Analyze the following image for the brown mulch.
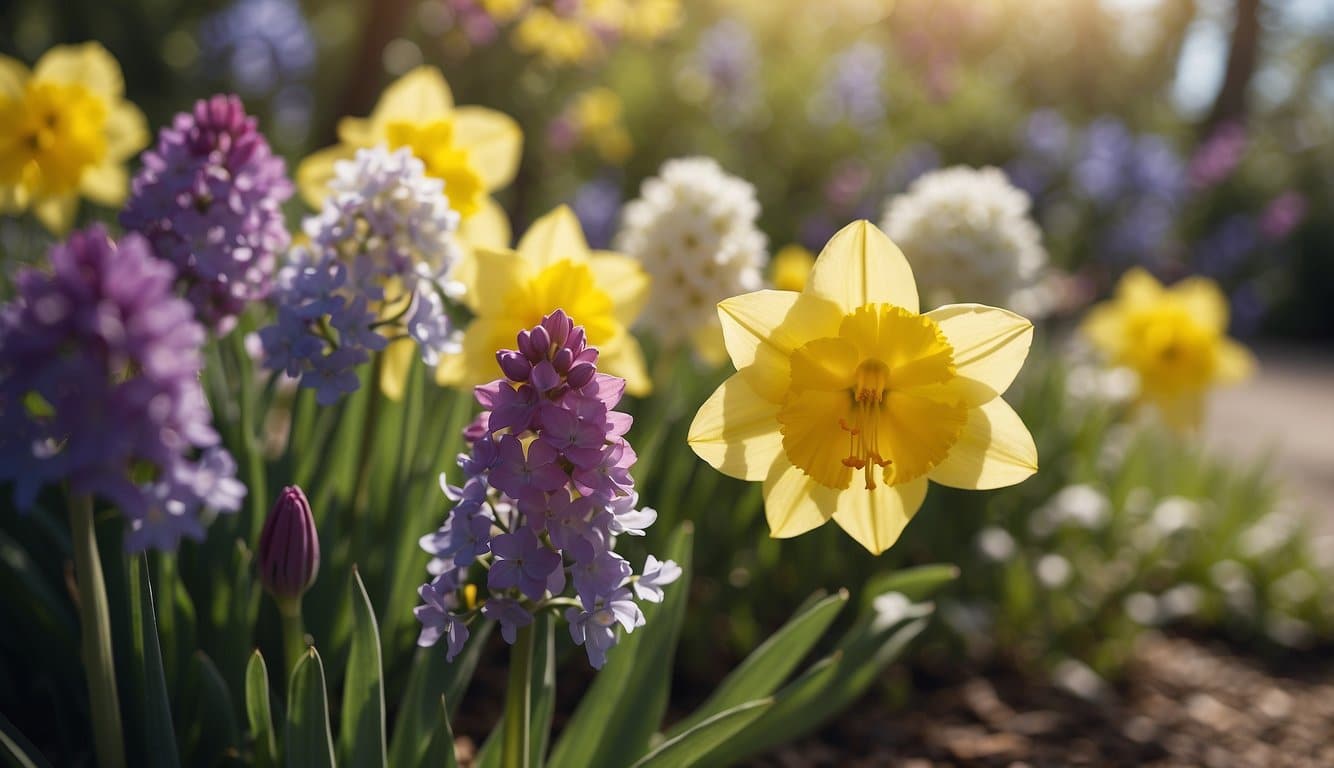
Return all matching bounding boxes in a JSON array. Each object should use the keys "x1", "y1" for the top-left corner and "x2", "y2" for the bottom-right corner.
[{"x1": 751, "y1": 634, "x2": 1334, "y2": 768}]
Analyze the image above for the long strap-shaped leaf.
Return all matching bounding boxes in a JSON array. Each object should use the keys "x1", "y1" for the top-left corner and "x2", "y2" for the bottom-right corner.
[
  {"x1": 0, "y1": 711, "x2": 52, "y2": 768},
  {"x1": 387, "y1": 621, "x2": 494, "y2": 767},
  {"x1": 245, "y1": 651, "x2": 278, "y2": 768},
  {"x1": 340, "y1": 568, "x2": 387, "y2": 768},
  {"x1": 421, "y1": 696, "x2": 459, "y2": 768},
  {"x1": 286, "y1": 648, "x2": 337, "y2": 768},
  {"x1": 129, "y1": 555, "x2": 180, "y2": 768},
  {"x1": 631, "y1": 699, "x2": 772, "y2": 768},
  {"x1": 665, "y1": 589, "x2": 847, "y2": 738},
  {"x1": 546, "y1": 523, "x2": 694, "y2": 768}
]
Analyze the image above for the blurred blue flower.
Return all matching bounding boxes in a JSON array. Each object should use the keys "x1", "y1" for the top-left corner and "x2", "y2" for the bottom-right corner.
[
  {"x1": 199, "y1": 0, "x2": 315, "y2": 96},
  {"x1": 1022, "y1": 109, "x2": 1071, "y2": 162},
  {"x1": 808, "y1": 42, "x2": 887, "y2": 131},
  {"x1": 1230, "y1": 281, "x2": 1266, "y2": 337},
  {"x1": 1102, "y1": 200, "x2": 1176, "y2": 265},
  {"x1": 681, "y1": 18, "x2": 762, "y2": 125},
  {"x1": 1193, "y1": 215, "x2": 1259, "y2": 278},
  {"x1": 1130, "y1": 134, "x2": 1187, "y2": 204},
  {"x1": 572, "y1": 176, "x2": 623, "y2": 250},
  {"x1": 1073, "y1": 118, "x2": 1134, "y2": 204}
]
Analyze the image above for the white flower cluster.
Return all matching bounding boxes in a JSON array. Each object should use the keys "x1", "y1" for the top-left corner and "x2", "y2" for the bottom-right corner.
[
  {"x1": 880, "y1": 166, "x2": 1048, "y2": 315},
  {"x1": 616, "y1": 157, "x2": 768, "y2": 357}
]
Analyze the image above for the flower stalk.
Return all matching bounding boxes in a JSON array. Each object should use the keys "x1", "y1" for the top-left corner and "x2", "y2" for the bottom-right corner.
[
  {"x1": 69, "y1": 494, "x2": 127, "y2": 768},
  {"x1": 501, "y1": 623, "x2": 534, "y2": 768},
  {"x1": 276, "y1": 595, "x2": 308, "y2": 677}
]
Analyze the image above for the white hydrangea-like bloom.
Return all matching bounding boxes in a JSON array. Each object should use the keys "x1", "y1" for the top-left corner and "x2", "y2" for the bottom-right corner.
[
  {"x1": 880, "y1": 166, "x2": 1048, "y2": 315},
  {"x1": 616, "y1": 157, "x2": 768, "y2": 361}
]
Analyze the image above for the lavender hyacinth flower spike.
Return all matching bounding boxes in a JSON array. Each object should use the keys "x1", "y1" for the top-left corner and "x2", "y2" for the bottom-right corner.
[
  {"x1": 258, "y1": 485, "x2": 320, "y2": 599},
  {"x1": 122, "y1": 94, "x2": 292, "y2": 333},
  {"x1": 414, "y1": 310, "x2": 680, "y2": 668},
  {"x1": 0, "y1": 226, "x2": 244, "y2": 551}
]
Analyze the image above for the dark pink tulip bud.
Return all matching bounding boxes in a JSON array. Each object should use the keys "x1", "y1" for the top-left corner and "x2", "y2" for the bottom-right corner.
[{"x1": 258, "y1": 486, "x2": 320, "y2": 600}]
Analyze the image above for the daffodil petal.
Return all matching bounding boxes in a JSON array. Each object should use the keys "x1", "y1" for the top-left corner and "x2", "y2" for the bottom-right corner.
[
  {"x1": 336, "y1": 116, "x2": 374, "y2": 145},
  {"x1": 1116, "y1": 267, "x2": 1164, "y2": 307},
  {"x1": 928, "y1": 303, "x2": 1034, "y2": 405},
  {"x1": 79, "y1": 162, "x2": 127, "y2": 206},
  {"x1": 929, "y1": 398, "x2": 1037, "y2": 490},
  {"x1": 102, "y1": 102, "x2": 149, "y2": 160},
  {"x1": 689, "y1": 323, "x2": 729, "y2": 367},
  {"x1": 368, "y1": 66, "x2": 453, "y2": 130},
  {"x1": 296, "y1": 144, "x2": 356, "y2": 210},
  {"x1": 588, "y1": 250, "x2": 649, "y2": 327},
  {"x1": 1079, "y1": 302, "x2": 1124, "y2": 357},
  {"x1": 806, "y1": 220, "x2": 918, "y2": 314},
  {"x1": 688, "y1": 374, "x2": 784, "y2": 481},
  {"x1": 596, "y1": 334, "x2": 652, "y2": 396},
  {"x1": 378, "y1": 338, "x2": 417, "y2": 401},
  {"x1": 455, "y1": 247, "x2": 528, "y2": 313},
  {"x1": 718, "y1": 290, "x2": 842, "y2": 402},
  {"x1": 459, "y1": 196, "x2": 512, "y2": 250},
  {"x1": 34, "y1": 42, "x2": 123, "y2": 98},
  {"x1": 763, "y1": 459, "x2": 834, "y2": 539},
  {"x1": 33, "y1": 195, "x2": 78, "y2": 235},
  {"x1": 1171, "y1": 276, "x2": 1230, "y2": 333},
  {"x1": 830, "y1": 477, "x2": 927, "y2": 555},
  {"x1": 0, "y1": 55, "x2": 28, "y2": 98},
  {"x1": 517, "y1": 205, "x2": 591, "y2": 268},
  {"x1": 1215, "y1": 338, "x2": 1255, "y2": 383},
  {"x1": 451, "y1": 106, "x2": 523, "y2": 191}
]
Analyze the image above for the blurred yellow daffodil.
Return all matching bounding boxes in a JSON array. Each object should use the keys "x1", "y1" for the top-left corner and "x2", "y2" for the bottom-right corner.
[
  {"x1": 296, "y1": 66, "x2": 521, "y2": 251},
  {"x1": 437, "y1": 205, "x2": 652, "y2": 396},
  {"x1": 770, "y1": 244, "x2": 815, "y2": 292},
  {"x1": 688, "y1": 221, "x2": 1038, "y2": 554},
  {"x1": 1081, "y1": 268, "x2": 1254, "y2": 431},
  {"x1": 569, "y1": 88, "x2": 632, "y2": 164},
  {"x1": 0, "y1": 42, "x2": 148, "y2": 234}
]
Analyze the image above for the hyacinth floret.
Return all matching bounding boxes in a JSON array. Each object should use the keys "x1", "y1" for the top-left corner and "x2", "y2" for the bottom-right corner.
[
  {"x1": 414, "y1": 310, "x2": 679, "y2": 668},
  {"x1": 0, "y1": 226, "x2": 244, "y2": 551},
  {"x1": 121, "y1": 94, "x2": 292, "y2": 332},
  {"x1": 258, "y1": 146, "x2": 461, "y2": 404}
]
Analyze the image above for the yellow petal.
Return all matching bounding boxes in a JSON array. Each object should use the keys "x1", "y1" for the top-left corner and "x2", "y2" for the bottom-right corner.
[
  {"x1": 717, "y1": 290, "x2": 842, "y2": 402},
  {"x1": 928, "y1": 303, "x2": 1034, "y2": 405},
  {"x1": 32, "y1": 194, "x2": 78, "y2": 235},
  {"x1": 588, "y1": 250, "x2": 649, "y2": 326},
  {"x1": 806, "y1": 220, "x2": 919, "y2": 314},
  {"x1": 438, "y1": 315, "x2": 504, "y2": 388},
  {"x1": 451, "y1": 106, "x2": 523, "y2": 191},
  {"x1": 762, "y1": 459, "x2": 834, "y2": 539},
  {"x1": 778, "y1": 386, "x2": 854, "y2": 490},
  {"x1": 1171, "y1": 276, "x2": 1229, "y2": 333},
  {"x1": 379, "y1": 338, "x2": 417, "y2": 401},
  {"x1": 0, "y1": 184, "x2": 27, "y2": 213},
  {"x1": 0, "y1": 55, "x2": 29, "y2": 98},
  {"x1": 688, "y1": 374, "x2": 784, "y2": 481},
  {"x1": 368, "y1": 66, "x2": 454, "y2": 130},
  {"x1": 455, "y1": 246, "x2": 529, "y2": 313},
  {"x1": 517, "y1": 205, "x2": 591, "y2": 269},
  {"x1": 830, "y1": 477, "x2": 927, "y2": 555},
  {"x1": 34, "y1": 42, "x2": 123, "y2": 98},
  {"x1": 689, "y1": 323, "x2": 729, "y2": 367},
  {"x1": 79, "y1": 162, "x2": 127, "y2": 206},
  {"x1": 1115, "y1": 267, "x2": 1164, "y2": 308},
  {"x1": 1215, "y1": 338, "x2": 1255, "y2": 383},
  {"x1": 296, "y1": 144, "x2": 356, "y2": 210},
  {"x1": 459, "y1": 195, "x2": 513, "y2": 250},
  {"x1": 929, "y1": 398, "x2": 1038, "y2": 490},
  {"x1": 1080, "y1": 302, "x2": 1125, "y2": 357},
  {"x1": 596, "y1": 333, "x2": 652, "y2": 396},
  {"x1": 103, "y1": 102, "x2": 148, "y2": 160},
  {"x1": 336, "y1": 116, "x2": 374, "y2": 145}
]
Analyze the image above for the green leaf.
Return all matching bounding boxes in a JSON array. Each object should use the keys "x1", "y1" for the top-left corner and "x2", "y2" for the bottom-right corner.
[
  {"x1": 547, "y1": 522, "x2": 694, "y2": 768},
  {"x1": 339, "y1": 568, "x2": 387, "y2": 768},
  {"x1": 859, "y1": 564, "x2": 959, "y2": 608},
  {"x1": 184, "y1": 652, "x2": 240, "y2": 767},
  {"x1": 0, "y1": 710, "x2": 52, "y2": 768},
  {"x1": 528, "y1": 614, "x2": 556, "y2": 768},
  {"x1": 421, "y1": 696, "x2": 458, "y2": 768},
  {"x1": 286, "y1": 648, "x2": 337, "y2": 768},
  {"x1": 244, "y1": 651, "x2": 278, "y2": 768},
  {"x1": 129, "y1": 555, "x2": 180, "y2": 768},
  {"x1": 630, "y1": 699, "x2": 772, "y2": 768},
  {"x1": 665, "y1": 589, "x2": 847, "y2": 738},
  {"x1": 387, "y1": 621, "x2": 493, "y2": 768}
]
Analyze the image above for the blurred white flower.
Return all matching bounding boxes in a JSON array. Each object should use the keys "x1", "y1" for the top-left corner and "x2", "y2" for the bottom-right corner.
[
  {"x1": 1151, "y1": 496, "x2": 1200, "y2": 536},
  {"x1": 880, "y1": 165, "x2": 1048, "y2": 314},
  {"x1": 1211, "y1": 559, "x2": 1256, "y2": 616},
  {"x1": 1271, "y1": 570, "x2": 1317, "y2": 605},
  {"x1": 616, "y1": 156, "x2": 767, "y2": 363},
  {"x1": 1124, "y1": 591, "x2": 1161, "y2": 625},
  {"x1": 1123, "y1": 486, "x2": 1154, "y2": 519},
  {"x1": 1036, "y1": 553, "x2": 1072, "y2": 588},
  {"x1": 1266, "y1": 614, "x2": 1313, "y2": 648},
  {"x1": 870, "y1": 591, "x2": 933, "y2": 631},
  {"x1": 976, "y1": 526, "x2": 1017, "y2": 562},
  {"x1": 1053, "y1": 658, "x2": 1107, "y2": 702},
  {"x1": 1159, "y1": 583, "x2": 1203, "y2": 619},
  {"x1": 1066, "y1": 363, "x2": 1139, "y2": 405},
  {"x1": 1239, "y1": 511, "x2": 1299, "y2": 558}
]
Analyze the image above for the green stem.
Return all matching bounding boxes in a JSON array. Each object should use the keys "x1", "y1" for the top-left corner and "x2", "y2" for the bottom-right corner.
[
  {"x1": 277, "y1": 596, "x2": 307, "y2": 680},
  {"x1": 350, "y1": 353, "x2": 385, "y2": 517},
  {"x1": 500, "y1": 623, "x2": 534, "y2": 768},
  {"x1": 230, "y1": 335, "x2": 269, "y2": 545},
  {"x1": 70, "y1": 495, "x2": 127, "y2": 768}
]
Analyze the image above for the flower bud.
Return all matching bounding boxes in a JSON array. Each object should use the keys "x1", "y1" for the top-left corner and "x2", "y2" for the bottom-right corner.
[{"x1": 258, "y1": 485, "x2": 320, "y2": 599}]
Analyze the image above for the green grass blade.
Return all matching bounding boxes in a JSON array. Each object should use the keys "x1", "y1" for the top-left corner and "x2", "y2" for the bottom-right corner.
[
  {"x1": 0, "y1": 710, "x2": 52, "y2": 768},
  {"x1": 285, "y1": 648, "x2": 337, "y2": 768},
  {"x1": 387, "y1": 621, "x2": 493, "y2": 767},
  {"x1": 184, "y1": 652, "x2": 240, "y2": 767},
  {"x1": 129, "y1": 555, "x2": 179, "y2": 768},
  {"x1": 665, "y1": 589, "x2": 847, "y2": 738},
  {"x1": 421, "y1": 696, "x2": 459, "y2": 768},
  {"x1": 630, "y1": 699, "x2": 772, "y2": 768},
  {"x1": 858, "y1": 564, "x2": 960, "y2": 608},
  {"x1": 698, "y1": 653, "x2": 842, "y2": 765},
  {"x1": 244, "y1": 651, "x2": 278, "y2": 768},
  {"x1": 339, "y1": 568, "x2": 388, "y2": 768}
]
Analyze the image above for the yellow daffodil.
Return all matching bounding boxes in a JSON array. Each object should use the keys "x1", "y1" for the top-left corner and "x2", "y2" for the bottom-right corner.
[
  {"x1": 1081, "y1": 268, "x2": 1254, "y2": 431},
  {"x1": 0, "y1": 42, "x2": 148, "y2": 234},
  {"x1": 569, "y1": 88, "x2": 632, "y2": 164},
  {"x1": 771, "y1": 244, "x2": 815, "y2": 292},
  {"x1": 296, "y1": 66, "x2": 521, "y2": 252},
  {"x1": 438, "y1": 205, "x2": 652, "y2": 395},
  {"x1": 513, "y1": 9, "x2": 601, "y2": 65},
  {"x1": 688, "y1": 221, "x2": 1039, "y2": 555}
]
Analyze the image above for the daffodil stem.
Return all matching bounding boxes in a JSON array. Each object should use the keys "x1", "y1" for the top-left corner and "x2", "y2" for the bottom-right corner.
[
  {"x1": 276, "y1": 595, "x2": 307, "y2": 680},
  {"x1": 501, "y1": 624, "x2": 534, "y2": 768},
  {"x1": 70, "y1": 494, "x2": 127, "y2": 768}
]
